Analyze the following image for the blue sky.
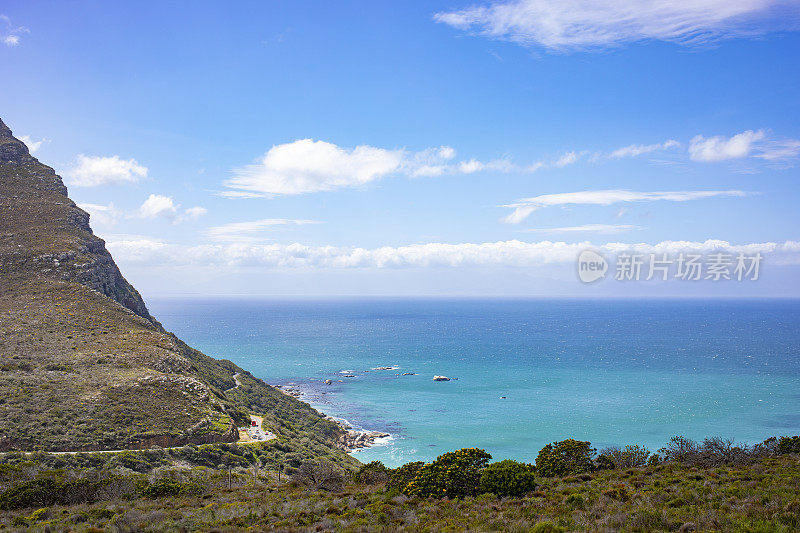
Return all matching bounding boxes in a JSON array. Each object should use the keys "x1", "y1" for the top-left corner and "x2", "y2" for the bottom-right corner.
[{"x1": 2, "y1": 0, "x2": 800, "y2": 296}]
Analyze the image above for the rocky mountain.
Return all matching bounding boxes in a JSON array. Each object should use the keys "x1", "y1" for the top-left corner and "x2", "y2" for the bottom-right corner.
[{"x1": 0, "y1": 117, "x2": 352, "y2": 464}]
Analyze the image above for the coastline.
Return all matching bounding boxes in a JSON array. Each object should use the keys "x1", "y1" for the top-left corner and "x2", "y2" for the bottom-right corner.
[{"x1": 275, "y1": 381, "x2": 392, "y2": 453}]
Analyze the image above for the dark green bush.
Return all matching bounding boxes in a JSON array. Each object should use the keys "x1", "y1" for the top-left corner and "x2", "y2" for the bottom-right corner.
[
  {"x1": 387, "y1": 461, "x2": 424, "y2": 491},
  {"x1": 0, "y1": 477, "x2": 104, "y2": 509},
  {"x1": 113, "y1": 450, "x2": 156, "y2": 473},
  {"x1": 352, "y1": 461, "x2": 389, "y2": 485},
  {"x1": 138, "y1": 478, "x2": 184, "y2": 498},
  {"x1": 536, "y1": 439, "x2": 596, "y2": 477},
  {"x1": 778, "y1": 436, "x2": 800, "y2": 454},
  {"x1": 595, "y1": 453, "x2": 615, "y2": 470},
  {"x1": 404, "y1": 448, "x2": 491, "y2": 498},
  {"x1": 478, "y1": 459, "x2": 537, "y2": 497},
  {"x1": 0, "y1": 478, "x2": 59, "y2": 510}
]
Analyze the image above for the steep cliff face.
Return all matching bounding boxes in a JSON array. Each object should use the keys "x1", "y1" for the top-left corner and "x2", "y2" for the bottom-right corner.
[
  {"x1": 0, "y1": 118, "x2": 154, "y2": 323},
  {"x1": 0, "y1": 118, "x2": 352, "y2": 464}
]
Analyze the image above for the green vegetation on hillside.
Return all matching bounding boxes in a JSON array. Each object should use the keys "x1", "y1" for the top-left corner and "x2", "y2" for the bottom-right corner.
[{"x1": 0, "y1": 435, "x2": 797, "y2": 531}]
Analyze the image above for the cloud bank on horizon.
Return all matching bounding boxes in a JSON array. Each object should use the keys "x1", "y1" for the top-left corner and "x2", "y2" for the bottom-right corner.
[{"x1": 106, "y1": 236, "x2": 800, "y2": 269}]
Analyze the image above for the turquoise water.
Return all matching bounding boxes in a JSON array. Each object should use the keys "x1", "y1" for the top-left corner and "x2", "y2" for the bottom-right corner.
[{"x1": 149, "y1": 298, "x2": 800, "y2": 467}]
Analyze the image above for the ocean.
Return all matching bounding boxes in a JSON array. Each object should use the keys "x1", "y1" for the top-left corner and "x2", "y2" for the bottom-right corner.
[{"x1": 148, "y1": 298, "x2": 800, "y2": 467}]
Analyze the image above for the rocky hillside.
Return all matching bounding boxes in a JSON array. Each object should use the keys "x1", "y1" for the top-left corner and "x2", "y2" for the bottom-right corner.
[{"x1": 0, "y1": 117, "x2": 353, "y2": 464}]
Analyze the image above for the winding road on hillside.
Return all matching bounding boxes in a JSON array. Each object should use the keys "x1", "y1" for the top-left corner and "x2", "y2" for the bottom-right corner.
[{"x1": 6, "y1": 414, "x2": 275, "y2": 456}]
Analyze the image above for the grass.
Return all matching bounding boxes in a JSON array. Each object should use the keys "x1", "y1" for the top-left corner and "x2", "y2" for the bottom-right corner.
[{"x1": 0, "y1": 453, "x2": 797, "y2": 531}]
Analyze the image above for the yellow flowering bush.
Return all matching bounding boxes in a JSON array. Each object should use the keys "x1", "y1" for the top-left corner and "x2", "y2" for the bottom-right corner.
[{"x1": 403, "y1": 448, "x2": 491, "y2": 498}]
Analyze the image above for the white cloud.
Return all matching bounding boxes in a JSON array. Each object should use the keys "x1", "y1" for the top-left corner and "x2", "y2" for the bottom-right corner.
[
  {"x1": 683, "y1": 130, "x2": 800, "y2": 163},
  {"x1": 136, "y1": 194, "x2": 178, "y2": 220},
  {"x1": 79, "y1": 197, "x2": 204, "y2": 226},
  {"x1": 689, "y1": 130, "x2": 766, "y2": 162},
  {"x1": 184, "y1": 206, "x2": 208, "y2": 220},
  {"x1": 433, "y1": 0, "x2": 798, "y2": 51},
  {"x1": 106, "y1": 237, "x2": 800, "y2": 269},
  {"x1": 522, "y1": 224, "x2": 642, "y2": 234},
  {"x1": 553, "y1": 151, "x2": 585, "y2": 167},
  {"x1": 753, "y1": 139, "x2": 800, "y2": 161},
  {"x1": 19, "y1": 135, "x2": 46, "y2": 154},
  {"x1": 438, "y1": 146, "x2": 457, "y2": 160},
  {"x1": 78, "y1": 202, "x2": 122, "y2": 228},
  {"x1": 64, "y1": 154, "x2": 148, "y2": 187},
  {"x1": 106, "y1": 236, "x2": 170, "y2": 263},
  {"x1": 223, "y1": 132, "x2": 797, "y2": 199},
  {"x1": 205, "y1": 218, "x2": 324, "y2": 242},
  {"x1": 609, "y1": 140, "x2": 679, "y2": 158},
  {"x1": 458, "y1": 159, "x2": 485, "y2": 174},
  {"x1": 224, "y1": 140, "x2": 527, "y2": 197},
  {"x1": 1, "y1": 15, "x2": 28, "y2": 47},
  {"x1": 502, "y1": 189, "x2": 750, "y2": 223},
  {"x1": 407, "y1": 145, "x2": 460, "y2": 177},
  {"x1": 225, "y1": 139, "x2": 405, "y2": 196}
]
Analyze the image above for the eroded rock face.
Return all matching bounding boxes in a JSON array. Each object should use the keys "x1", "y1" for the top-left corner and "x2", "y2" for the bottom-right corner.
[
  {"x1": 0, "y1": 117, "x2": 156, "y2": 325},
  {"x1": 0, "y1": 119, "x2": 35, "y2": 165}
]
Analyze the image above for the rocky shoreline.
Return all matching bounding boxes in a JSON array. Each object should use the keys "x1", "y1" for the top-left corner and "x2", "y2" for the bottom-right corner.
[
  {"x1": 328, "y1": 417, "x2": 391, "y2": 452},
  {"x1": 274, "y1": 383, "x2": 391, "y2": 452},
  {"x1": 274, "y1": 365, "x2": 453, "y2": 452}
]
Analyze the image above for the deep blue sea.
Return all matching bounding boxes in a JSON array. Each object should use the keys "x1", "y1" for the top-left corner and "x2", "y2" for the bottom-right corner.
[{"x1": 148, "y1": 298, "x2": 800, "y2": 467}]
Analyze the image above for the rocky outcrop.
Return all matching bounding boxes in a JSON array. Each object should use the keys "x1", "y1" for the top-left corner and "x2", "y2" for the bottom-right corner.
[
  {"x1": 325, "y1": 417, "x2": 390, "y2": 451},
  {"x1": 339, "y1": 430, "x2": 391, "y2": 451},
  {"x1": 0, "y1": 117, "x2": 156, "y2": 325}
]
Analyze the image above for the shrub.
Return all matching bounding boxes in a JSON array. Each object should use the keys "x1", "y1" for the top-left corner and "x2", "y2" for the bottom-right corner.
[
  {"x1": 0, "y1": 477, "x2": 102, "y2": 509},
  {"x1": 294, "y1": 461, "x2": 345, "y2": 492},
  {"x1": 700, "y1": 437, "x2": 751, "y2": 466},
  {"x1": 602, "y1": 484, "x2": 629, "y2": 501},
  {"x1": 659, "y1": 436, "x2": 700, "y2": 463},
  {"x1": 352, "y1": 461, "x2": 389, "y2": 485},
  {"x1": 0, "y1": 479, "x2": 59, "y2": 510},
  {"x1": 113, "y1": 451, "x2": 155, "y2": 473},
  {"x1": 387, "y1": 461, "x2": 424, "y2": 492},
  {"x1": 777, "y1": 436, "x2": 800, "y2": 454},
  {"x1": 404, "y1": 448, "x2": 491, "y2": 498},
  {"x1": 660, "y1": 436, "x2": 759, "y2": 466},
  {"x1": 565, "y1": 493, "x2": 585, "y2": 508},
  {"x1": 138, "y1": 478, "x2": 184, "y2": 498},
  {"x1": 594, "y1": 453, "x2": 615, "y2": 470},
  {"x1": 531, "y1": 522, "x2": 566, "y2": 533},
  {"x1": 478, "y1": 459, "x2": 537, "y2": 497},
  {"x1": 536, "y1": 439, "x2": 596, "y2": 477},
  {"x1": 599, "y1": 445, "x2": 651, "y2": 468}
]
